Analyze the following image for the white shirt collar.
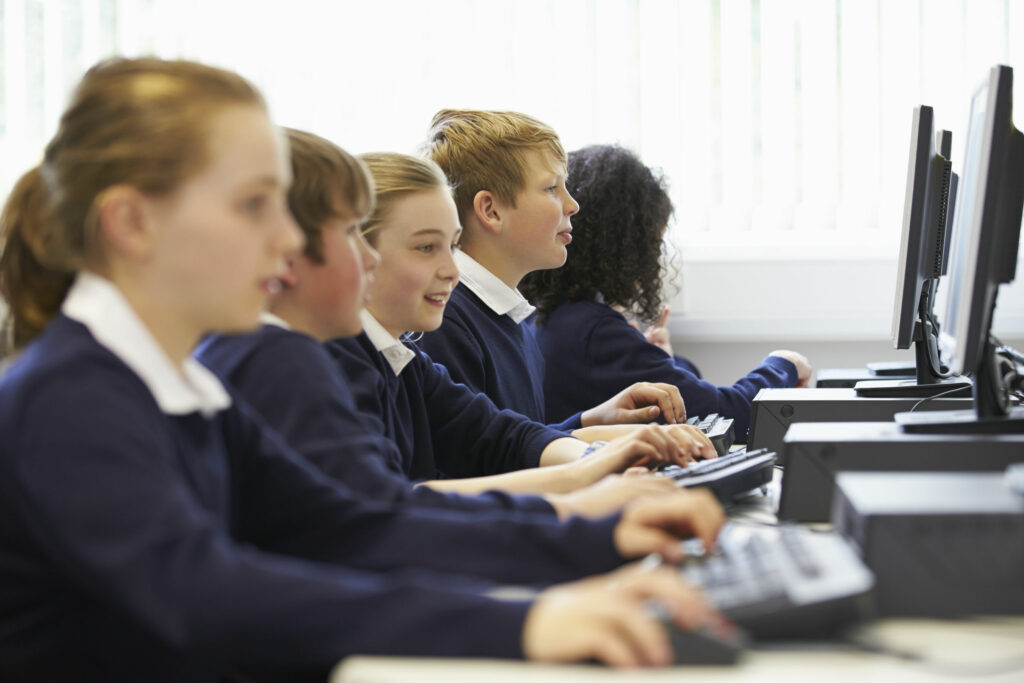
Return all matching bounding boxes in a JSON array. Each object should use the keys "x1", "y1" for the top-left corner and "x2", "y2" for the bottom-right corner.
[
  {"x1": 359, "y1": 310, "x2": 416, "y2": 376},
  {"x1": 62, "y1": 272, "x2": 232, "y2": 417},
  {"x1": 453, "y1": 250, "x2": 536, "y2": 324},
  {"x1": 260, "y1": 310, "x2": 290, "y2": 329}
]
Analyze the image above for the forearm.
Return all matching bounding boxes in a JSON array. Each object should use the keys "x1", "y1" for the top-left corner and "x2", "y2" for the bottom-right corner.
[
  {"x1": 571, "y1": 424, "x2": 642, "y2": 443},
  {"x1": 419, "y1": 460, "x2": 587, "y2": 496},
  {"x1": 538, "y1": 436, "x2": 588, "y2": 467}
]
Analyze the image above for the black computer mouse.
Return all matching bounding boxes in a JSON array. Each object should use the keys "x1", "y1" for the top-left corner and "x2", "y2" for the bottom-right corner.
[{"x1": 662, "y1": 619, "x2": 748, "y2": 665}]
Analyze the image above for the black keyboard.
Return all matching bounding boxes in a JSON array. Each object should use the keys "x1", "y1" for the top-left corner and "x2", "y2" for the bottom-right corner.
[
  {"x1": 658, "y1": 448, "x2": 776, "y2": 503},
  {"x1": 680, "y1": 523, "x2": 875, "y2": 639},
  {"x1": 686, "y1": 413, "x2": 735, "y2": 455}
]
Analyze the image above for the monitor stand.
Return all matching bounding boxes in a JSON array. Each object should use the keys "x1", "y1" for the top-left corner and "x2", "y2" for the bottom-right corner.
[
  {"x1": 895, "y1": 405, "x2": 1024, "y2": 434},
  {"x1": 815, "y1": 367, "x2": 914, "y2": 388},
  {"x1": 854, "y1": 375, "x2": 972, "y2": 398},
  {"x1": 894, "y1": 343, "x2": 1024, "y2": 434},
  {"x1": 854, "y1": 318, "x2": 966, "y2": 397}
]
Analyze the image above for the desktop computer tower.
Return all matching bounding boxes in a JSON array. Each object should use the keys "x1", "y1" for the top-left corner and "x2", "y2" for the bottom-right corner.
[
  {"x1": 833, "y1": 471, "x2": 1024, "y2": 617},
  {"x1": 746, "y1": 388, "x2": 974, "y2": 454},
  {"x1": 777, "y1": 421, "x2": 1024, "y2": 522}
]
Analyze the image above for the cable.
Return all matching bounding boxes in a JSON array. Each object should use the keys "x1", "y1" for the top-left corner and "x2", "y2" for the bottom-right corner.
[{"x1": 908, "y1": 384, "x2": 974, "y2": 412}]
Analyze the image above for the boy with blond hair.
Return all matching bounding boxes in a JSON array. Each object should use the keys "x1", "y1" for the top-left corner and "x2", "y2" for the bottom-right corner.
[{"x1": 421, "y1": 109, "x2": 686, "y2": 432}]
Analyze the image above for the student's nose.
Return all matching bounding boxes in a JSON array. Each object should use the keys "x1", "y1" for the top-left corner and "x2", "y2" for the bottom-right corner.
[
  {"x1": 438, "y1": 249, "x2": 459, "y2": 282},
  {"x1": 564, "y1": 190, "x2": 580, "y2": 217},
  {"x1": 276, "y1": 209, "x2": 305, "y2": 256},
  {"x1": 357, "y1": 230, "x2": 381, "y2": 273}
]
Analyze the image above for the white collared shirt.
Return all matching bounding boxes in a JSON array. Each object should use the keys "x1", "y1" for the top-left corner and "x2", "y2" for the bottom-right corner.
[
  {"x1": 62, "y1": 272, "x2": 232, "y2": 417},
  {"x1": 453, "y1": 250, "x2": 536, "y2": 324},
  {"x1": 260, "y1": 310, "x2": 290, "y2": 329},
  {"x1": 359, "y1": 310, "x2": 416, "y2": 376}
]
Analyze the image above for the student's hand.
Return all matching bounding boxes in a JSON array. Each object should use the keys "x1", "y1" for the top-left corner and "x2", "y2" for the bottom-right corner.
[
  {"x1": 546, "y1": 473, "x2": 679, "y2": 520},
  {"x1": 660, "y1": 424, "x2": 716, "y2": 462},
  {"x1": 580, "y1": 382, "x2": 686, "y2": 426},
  {"x1": 522, "y1": 562, "x2": 722, "y2": 667},
  {"x1": 613, "y1": 489, "x2": 725, "y2": 561},
  {"x1": 768, "y1": 349, "x2": 813, "y2": 388},
  {"x1": 576, "y1": 425, "x2": 715, "y2": 484},
  {"x1": 629, "y1": 307, "x2": 675, "y2": 357}
]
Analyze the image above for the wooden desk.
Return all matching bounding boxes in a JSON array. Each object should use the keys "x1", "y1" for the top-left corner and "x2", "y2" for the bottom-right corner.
[{"x1": 332, "y1": 617, "x2": 1024, "y2": 682}]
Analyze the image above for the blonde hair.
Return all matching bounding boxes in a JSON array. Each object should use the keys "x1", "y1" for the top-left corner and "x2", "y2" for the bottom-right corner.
[
  {"x1": 422, "y1": 109, "x2": 566, "y2": 228},
  {"x1": 358, "y1": 152, "x2": 451, "y2": 247},
  {"x1": 0, "y1": 57, "x2": 265, "y2": 353},
  {"x1": 286, "y1": 129, "x2": 374, "y2": 263}
]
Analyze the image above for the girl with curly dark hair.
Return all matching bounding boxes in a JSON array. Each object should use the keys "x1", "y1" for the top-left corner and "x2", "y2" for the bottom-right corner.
[{"x1": 520, "y1": 145, "x2": 811, "y2": 440}]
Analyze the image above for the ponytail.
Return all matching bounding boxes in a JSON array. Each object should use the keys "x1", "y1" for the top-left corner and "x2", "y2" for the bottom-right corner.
[
  {"x1": 0, "y1": 167, "x2": 74, "y2": 355},
  {"x1": 0, "y1": 57, "x2": 267, "y2": 355}
]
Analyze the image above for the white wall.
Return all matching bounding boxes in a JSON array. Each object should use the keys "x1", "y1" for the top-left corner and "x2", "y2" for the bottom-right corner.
[{"x1": 667, "y1": 256, "x2": 1024, "y2": 385}]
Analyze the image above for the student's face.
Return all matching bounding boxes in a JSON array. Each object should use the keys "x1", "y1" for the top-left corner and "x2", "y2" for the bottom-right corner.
[
  {"x1": 145, "y1": 105, "x2": 303, "y2": 338},
  {"x1": 498, "y1": 149, "x2": 579, "y2": 282},
  {"x1": 289, "y1": 209, "x2": 380, "y2": 340},
  {"x1": 365, "y1": 187, "x2": 461, "y2": 338}
]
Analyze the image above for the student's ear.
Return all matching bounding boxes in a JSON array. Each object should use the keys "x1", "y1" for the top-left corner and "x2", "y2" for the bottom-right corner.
[
  {"x1": 278, "y1": 256, "x2": 299, "y2": 289},
  {"x1": 95, "y1": 185, "x2": 156, "y2": 261},
  {"x1": 472, "y1": 190, "x2": 504, "y2": 236}
]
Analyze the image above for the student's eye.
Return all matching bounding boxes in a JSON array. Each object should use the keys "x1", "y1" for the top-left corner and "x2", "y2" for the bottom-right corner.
[
  {"x1": 241, "y1": 195, "x2": 267, "y2": 215},
  {"x1": 450, "y1": 241, "x2": 460, "y2": 253},
  {"x1": 545, "y1": 185, "x2": 558, "y2": 193},
  {"x1": 416, "y1": 244, "x2": 435, "y2": 254}
]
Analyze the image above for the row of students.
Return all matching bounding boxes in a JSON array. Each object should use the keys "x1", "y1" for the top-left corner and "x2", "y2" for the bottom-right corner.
[
  {"x1": 0, "y1": 58, "x2": 727, "y2": 680},
  {"x1": 198, "y1": 132, "x2": 703, "y2": 516},
  {"x1": 417, "y1": 111, "x2": 812, "y2": 440}
]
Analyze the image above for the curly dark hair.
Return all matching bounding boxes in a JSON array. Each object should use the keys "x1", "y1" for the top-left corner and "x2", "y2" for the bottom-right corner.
[{"x1": 520, "y1": 144, "x2": 676, "y2": 325}]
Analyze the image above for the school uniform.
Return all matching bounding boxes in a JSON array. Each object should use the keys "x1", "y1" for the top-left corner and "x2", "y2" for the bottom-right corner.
[
  {"x1": 0, "y1": 274, "x2": 626, "y2": 681},
  {"x1": 418, "y1": 250, "x2": 582, "y2": 431},
  {"x1": 532, "y1": 299, "x2": 799, "y2": 440},
  {"x1": 326, "y1": 310, "x2": 567, "y2": 481},
  {"x1": 197, "y1": 317, "x2": 555, "y2": 515}
]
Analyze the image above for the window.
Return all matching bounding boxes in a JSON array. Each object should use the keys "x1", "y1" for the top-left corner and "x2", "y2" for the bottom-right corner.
[{"x1": 2, "y1": 0, "x2": 1021, "y2": 258}]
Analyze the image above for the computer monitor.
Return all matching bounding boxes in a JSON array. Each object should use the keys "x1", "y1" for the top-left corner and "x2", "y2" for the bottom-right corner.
[
  {"x1": 899, "y1": 64, "x2": 1024, "y2": 433},
  {"x1": 943, "y1": 64, "x2": 1024, "y2": 412},
  {"x1": 854, "y1": 106, "x2": 969, "y2": 398},
  {"x1": 891, "y1": 107, "x2": 956, "y2": 362}
]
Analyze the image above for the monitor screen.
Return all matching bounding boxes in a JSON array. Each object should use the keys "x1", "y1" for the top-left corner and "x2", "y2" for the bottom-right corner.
[
  {"x1": 890, "y1": 105, "x2": 955, "y2": 355},
  {"x1": 939, "y1": 64, "x2": 1023, "y2": 384}
]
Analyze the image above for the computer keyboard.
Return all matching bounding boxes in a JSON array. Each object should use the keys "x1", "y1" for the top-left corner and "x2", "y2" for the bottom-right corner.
[
  {"x1": 657, "y1": 448, "x2": 776, "y2": 503},
  {"x1": 679, "y1": 523, "x2": 875, "y2": 639},
  {"x1": 686, "y1": 413, "x2": 735, "y2": 455}
]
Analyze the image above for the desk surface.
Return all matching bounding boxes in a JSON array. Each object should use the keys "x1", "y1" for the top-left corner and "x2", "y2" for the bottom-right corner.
[
  {"x1": 333, "y1": 470, "x2": 1024, "y2": 682},
  {"x1": 331, "y1": 617, "x2": 1024, "y2": 682}
]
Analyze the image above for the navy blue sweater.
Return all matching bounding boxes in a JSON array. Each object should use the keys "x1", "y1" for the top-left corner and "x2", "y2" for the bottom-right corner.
[
  {"x1": 532, "y1": 300, "x2": 798, "y2": 440},
  {"x1": 197, "y1": 324, "x2": 553, "y2": 515},
  {"x1": 419, "y1": 283, "x2": 582, "y2": 431},
  {"x1": 0, "y1": 315, "x2": 624, "y2": 681},
  {"x1": 326, "y1": 331, "x2": 566, "y2": 480}
]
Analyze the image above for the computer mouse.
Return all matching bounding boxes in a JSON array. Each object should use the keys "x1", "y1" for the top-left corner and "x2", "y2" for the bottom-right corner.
[{"x1": 661, "y1": 618, "x2": 748, "y2": 665}]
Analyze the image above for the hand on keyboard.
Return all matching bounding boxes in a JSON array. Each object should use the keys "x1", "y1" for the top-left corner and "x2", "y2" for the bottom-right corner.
[
  {"x1": 678, "y1": 523, "x2": 875, "y2": 639},
  {"x1": 522, "y1": 561, "x2": 726, "y2": 667},
  {"x1": 613, "y1": 488, "x2": 725, "y2": 561},
  {"x1": 685, "y1": 413, "x2": 736, "y2": 455},
  {"x1": 657, "y1": 448, "x2": 776, "y2": 503}
]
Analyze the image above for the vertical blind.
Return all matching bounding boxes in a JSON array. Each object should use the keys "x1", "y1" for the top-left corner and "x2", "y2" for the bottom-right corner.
[{"x1": 1, "y1": 0, "x2": 1021, "y2": 248}]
